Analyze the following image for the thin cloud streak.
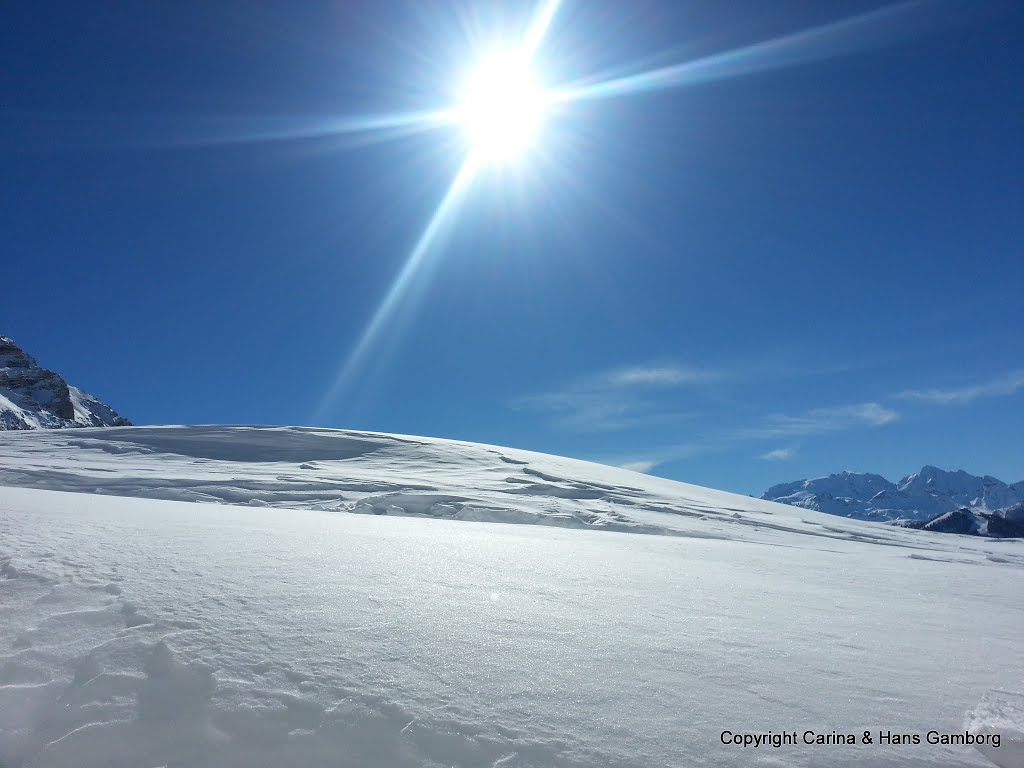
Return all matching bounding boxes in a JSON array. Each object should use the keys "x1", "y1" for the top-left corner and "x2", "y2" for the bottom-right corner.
[
  {"x1": 604, "y1": 365, "x2": 719, "y2": 387},
  {"x1": 735, "y1": 402, "x2": 898, "y2": 440},
  {"x1": 514, "y1": 390, "x2": 692, "y2": 433},
  {"x1": 610, "y1": 444, "x2": 711, "y2": 474},
  {"x1": 896, "y1": 370, "x2": 1024, "y2": 405},
  {"x1": 620, "y1": 460, "x2": 658, "y2": 473},
  {"x1": 514, "y1": 362, "x2": 717, "y2": 432},
  {"x1": 541, "y1": 365, "x2": 1022, "y2": 474},
  {"x1": 758, "y1": 447, "x2": 796, "y2": 461}
]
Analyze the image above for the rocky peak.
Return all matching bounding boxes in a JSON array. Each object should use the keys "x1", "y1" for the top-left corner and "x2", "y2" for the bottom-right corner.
[
  {"x1": 0, "y1": 336, "x2": 38, "y2": 369},
  {"x1": 0, "y1": 335, "x2": 131, "y2": 430}
]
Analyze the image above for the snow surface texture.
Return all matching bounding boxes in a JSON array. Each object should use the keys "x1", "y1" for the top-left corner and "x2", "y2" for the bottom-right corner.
[
  {"x1": 1, "y1": 426, "x2": 1022, "y2": 767},
  {"x1": 763, "y1": 467, "x2": 1024, "y2": 522},
  {"x1": 0, "y1": 337, "x2": 130, "y2": 431}
]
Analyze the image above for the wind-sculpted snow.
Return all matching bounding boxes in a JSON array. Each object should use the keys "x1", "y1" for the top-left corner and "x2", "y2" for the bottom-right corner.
[
  {"x1": 0, "y1": 425, "x2": 1020, "y2": 560},
  {"x1": 0, "y1": 427, "x2": 1022, "y2": 767}
]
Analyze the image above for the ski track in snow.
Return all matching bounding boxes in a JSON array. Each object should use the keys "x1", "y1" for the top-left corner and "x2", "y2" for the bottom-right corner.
[{"x1": 0, "y1": 426, "x2": 1022, "y2": 767}]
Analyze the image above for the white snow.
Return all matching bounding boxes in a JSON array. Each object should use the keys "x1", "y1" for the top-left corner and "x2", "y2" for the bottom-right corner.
[
  {"x1": 66, "y1": 385, "x2": 127, "y2": 428},
  {"x1": 1, "y1": 426, "x2": 1022, "y2": 767},
  {"x1": 0, "y1": 392, "x2": 41, "y2": 430}
]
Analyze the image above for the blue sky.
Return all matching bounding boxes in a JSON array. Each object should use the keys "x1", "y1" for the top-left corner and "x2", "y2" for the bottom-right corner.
[{"x1": 2, "y1": 0, "x2": 1022, "y2": 495}]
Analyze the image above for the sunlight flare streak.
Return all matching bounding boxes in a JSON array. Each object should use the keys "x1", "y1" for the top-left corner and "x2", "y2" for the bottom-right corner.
[
  {"x1": 523, "y1": 0, "x2": 562, "y2": 58},
  {"x1": 191, "y1": 109, "x2": 455, "y2": 146},
  {"x1": 315, "y1": 0, "x2": 562, "y2": 420},
  {"x1": 551, "y1": 0, "x2": 930, "y2": 104},
  {"x1": 313, "y1": 155, "x2": 481, "y2": 421}
]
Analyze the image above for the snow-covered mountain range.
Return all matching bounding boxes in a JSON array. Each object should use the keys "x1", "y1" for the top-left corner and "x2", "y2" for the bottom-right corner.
[
  {"x1": 0, "y1": 336, "x2": 130, "y2": 429},
  {"x1": 762, "y1": 466, "x2": 1024, "y2": 523}
]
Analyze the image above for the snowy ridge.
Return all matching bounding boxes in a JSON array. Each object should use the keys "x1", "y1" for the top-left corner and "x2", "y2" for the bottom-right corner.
[
  {"x1": 763, "y1": 467, "x2": 1024, "y2": 523},
  {"x1": 0, "y1": 425, "x2": 1019, "y2": 554},
  {"x1": 1, "y1": 426, "x2": 1023, "y2": 767},
  {"x1": 0, "y1": 336, "x2": 130, "y2": 430}
]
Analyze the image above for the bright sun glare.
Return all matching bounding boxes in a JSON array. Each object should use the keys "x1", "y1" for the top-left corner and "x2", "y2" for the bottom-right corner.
[
  {"x1": 454, "y1": 50, "x2": 548, "y2": 164},
  {"x1": 317, "y1": 0, "x2": 943, "y2": 417}
]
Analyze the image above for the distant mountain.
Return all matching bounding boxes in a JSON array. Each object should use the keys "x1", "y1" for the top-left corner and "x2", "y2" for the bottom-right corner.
[
  {"x1": 762, "y1": 466, "x2": 1024, "y2": 523},
  {"x1": 0, "y1": 336, "x2": 131, "y2": 430},
  {"x1": 901, "y1": 505, "x2": 1024, "y2": 539}
]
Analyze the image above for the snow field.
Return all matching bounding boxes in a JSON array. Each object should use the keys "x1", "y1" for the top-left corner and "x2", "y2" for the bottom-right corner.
[{"x1": 0, "y1": 426, "x2": 1022, "y2": 767}]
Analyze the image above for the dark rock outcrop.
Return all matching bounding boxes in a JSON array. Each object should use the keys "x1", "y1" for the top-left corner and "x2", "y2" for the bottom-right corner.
[
  {"x1": 0, "y1": 336, "x2": 131, "y2": 429},
  {"x1": 901, "y1": 506, "x2": 1024, "y2": 538}
]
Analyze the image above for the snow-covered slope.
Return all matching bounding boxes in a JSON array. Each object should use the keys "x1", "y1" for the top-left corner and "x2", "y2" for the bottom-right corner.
[
  {"x1": 0, "y1": 336, "x2": 130, "y2": 430},
  {"x1": 763, "y1": 467, "x2": 1024, "y2": 523},
  {"x1": 1, "y1": 426, "x2": 1022, "y2": 768},
  {"x1": 0, "y1": 425, "x2": 1013, "y2": 548}
]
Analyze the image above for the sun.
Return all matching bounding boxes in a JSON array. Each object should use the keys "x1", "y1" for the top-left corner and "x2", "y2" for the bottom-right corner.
[{"x1": 454, "y1": 50, "x2": 548, "y2": 164}]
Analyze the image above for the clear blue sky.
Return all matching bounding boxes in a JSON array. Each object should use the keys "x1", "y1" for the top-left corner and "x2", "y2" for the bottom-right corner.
[{"x1": 3, "y1": 0, "x2": 1022, "y2": 495}]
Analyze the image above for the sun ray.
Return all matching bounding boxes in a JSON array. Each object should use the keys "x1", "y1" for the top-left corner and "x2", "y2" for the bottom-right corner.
[
  {"x1": 17, "y1": 107, "x2": 458, "y2": 153},
  {"x1": 522, "y1": 0, "x2": 562, "y2": 59},
  {"x1": 312, "y1": 153, "x2": 481, "y2": 423},
  {"x1": 551, "y1": 0, "x2": 932, "y2": 105},
  {"x1": 187, "y1": 108, "x2": 455, "y2": 147},
  {"x1": 314, "y1": 0, "x2": 562, "y2": 422},
  {"x1": 191, "y1": 108, "x2": 454, "y2": 145}
]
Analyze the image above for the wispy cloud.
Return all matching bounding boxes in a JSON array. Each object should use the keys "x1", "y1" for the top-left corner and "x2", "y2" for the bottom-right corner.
[
  {"x1": 514, "y1": 362, "x2": 717, "y2": 432},
  {"x1": 514, "y1": 391, "x2": 683, "y2": 432},
  {"x1": 896, "y1": 370, "x2": 1024, "y2": 405},
  {"x1": 608, "y1": 401, "x2": 890, "y2": 472},
  {"x1": 603, "y1": 365, "x2": 718, "y2": 387},
  {"x1": 619, "y1": 460, "x2": 659, "y2": 473},
  {"x1": 758, "y1": 446, "x2": 796, "y2": 461},
  {"x1": 736, "y1": 401, "x2": 898, "y2": 440},
  {"x1": 608, "y1": 444, "x2": 710, "y2": 474}
]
